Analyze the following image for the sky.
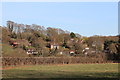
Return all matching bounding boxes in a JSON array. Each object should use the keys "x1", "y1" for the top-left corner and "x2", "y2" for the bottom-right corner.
[{"x1": 2, "y1": 2, "x2": 118, "y2": 37}]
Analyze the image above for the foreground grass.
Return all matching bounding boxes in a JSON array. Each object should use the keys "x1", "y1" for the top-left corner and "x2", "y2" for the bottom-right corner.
[{"x1": 2, "y1": 63, "x2": 118, "y2": 79}]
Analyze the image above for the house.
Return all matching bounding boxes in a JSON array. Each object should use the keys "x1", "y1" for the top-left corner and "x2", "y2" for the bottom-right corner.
[
  {"x1": 11, "y1": 41, "x2": 19, "y2": 48},
  {"x1": 69, "y1": 50, "x2": 75, "y2": 56},
  {"x1": 82, "y1": 47, "x2": 89, "y2": 52},
  {"x1": 46, "y1": 42, "x2": 59, "y2": 49},
  {"x1": 26, "y1": 48, "x2": 38, "y2": 55},
  {"x1": 82, "y1": 47, "x2": 89, "y2": 55},
  {"x1": 59, "y1": 52, "x2": 63, "y2": 55},
  {"x1": 51, "y1": 44, "x2": 59, "y2": 49},
  {"x1": 27, "y1": 49, "x2": 34, "y2": 54},
  {"x1": 70, "y1": 38, "x2": 74, "y2": 41},
  {"x1": 9, "y1": 39, "x2": 31, "y2": 48}
]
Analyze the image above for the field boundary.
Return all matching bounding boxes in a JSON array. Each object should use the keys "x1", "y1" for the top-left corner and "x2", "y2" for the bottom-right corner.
[{"x1": 2, "y1": 57, "x2": 116, "y2": 67}]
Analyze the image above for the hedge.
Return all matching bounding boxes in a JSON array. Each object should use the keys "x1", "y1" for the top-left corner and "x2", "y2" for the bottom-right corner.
[{"x1": 2, "y1": 57, "x2": 114, "y2": 66}]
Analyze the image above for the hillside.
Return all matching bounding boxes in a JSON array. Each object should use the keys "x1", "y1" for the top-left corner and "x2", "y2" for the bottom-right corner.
[
  {"x1": 1, "y1": 21, "x2": 120, "y2": 61},
  {"x1": 2, "y1": 43, "x2": 27, "y2": 57}
]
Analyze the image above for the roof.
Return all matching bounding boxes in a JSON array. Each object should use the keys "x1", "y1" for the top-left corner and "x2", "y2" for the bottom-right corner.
[{"x1": 13, "y1": 42, "x2": 19, "y2": 45}]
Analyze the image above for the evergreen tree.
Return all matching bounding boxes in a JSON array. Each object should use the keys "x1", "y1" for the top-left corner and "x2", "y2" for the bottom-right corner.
[{"x1": 70, "y1": 32, "x2": 76, "y2": 38}]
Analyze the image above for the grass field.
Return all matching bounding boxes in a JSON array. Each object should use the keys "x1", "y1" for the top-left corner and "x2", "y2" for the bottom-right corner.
[
  {"x1": 2, "y1": 43, "x2": 27, "y2": 57},
  {"x1": 2, "y1": 63, "x2": 118, "y2": 79}
]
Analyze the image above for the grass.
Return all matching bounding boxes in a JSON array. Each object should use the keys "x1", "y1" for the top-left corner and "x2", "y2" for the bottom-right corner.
[
  {"x1": 2, "y1": 43, "x2": 28, "y2": 57},
  {"x1": 2, "y1": 63, "x2": 118, "y2": 79}
]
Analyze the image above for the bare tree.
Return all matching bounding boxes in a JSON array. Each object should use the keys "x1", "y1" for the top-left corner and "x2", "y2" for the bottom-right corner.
[{"x1": 7, "y1": 21, "x2": 14, "y2": 33}]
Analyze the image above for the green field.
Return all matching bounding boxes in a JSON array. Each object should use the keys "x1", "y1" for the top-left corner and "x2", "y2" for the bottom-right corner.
[{"x1": 2, "y1": 63, "x2": 118, "y2": 79}]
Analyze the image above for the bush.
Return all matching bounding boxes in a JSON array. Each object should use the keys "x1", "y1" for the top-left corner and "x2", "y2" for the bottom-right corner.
[
  {"x1": 2, "y1": 57, "x2": 111, "y2": 66},
  {"x1": 10, "y1": 32, "x2": 17, "y2": 39}
]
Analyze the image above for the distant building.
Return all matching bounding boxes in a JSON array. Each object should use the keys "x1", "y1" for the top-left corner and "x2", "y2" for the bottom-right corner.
[
  {"x1": 82, "y1": 47, "x2": 90, "y2": 55},
  {"x1": 9, "y1": 39, "x2": 30, "y2": 48},
  {"x1": 27, "y1": 49, "x2": 34, "y2": 54},
  {"x1": 59, "y1": 52, "x2": 63, "y2": 55},
  {"x1": 27, "y1": 49, "x2": 38, "y2": 55},
  {"x1": 11, "y1": 41, "x2": 19, "y2": 48},
  {"x1": 69, "y1": 50, "x2": 75, "y2": 56},
  {"x1": 46, "y1": 42, "x2": 59, "y2": 50},
  {"x1": 51, "y1": 44, "x2": 59, "y2": 49}
]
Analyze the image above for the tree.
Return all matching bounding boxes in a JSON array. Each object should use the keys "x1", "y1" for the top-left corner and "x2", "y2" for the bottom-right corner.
[
  {"x1": 25, "y1": 25, "x2": 31, "y2": 32},
  {"x1": 115, "y1": 35, "x2": 120, "y2": 61},
  {"x1": 7, "y1": 21, "x2": 14, "y2": 33},
  {"x1": 2, "y1": 27, "x2": 11, "y2": 43},
  {"x1": 75, "y1": 33, "x2": 82, "y2": 38},
  {"x1": 46, "y1": 27, "x2": 58, "y2": 42},
  {"x1": 87, "y1": 36, "x2": 104, "y2": 51},
  {"x1": 70, "y1": 32, "x2": 76, "y2": 38},
  {"x1": 10, "y1": 32, "x2": 17, "y2": 39},
  {"x1": 74, "y1": 43, "x2": 83, "y2": 54}
]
